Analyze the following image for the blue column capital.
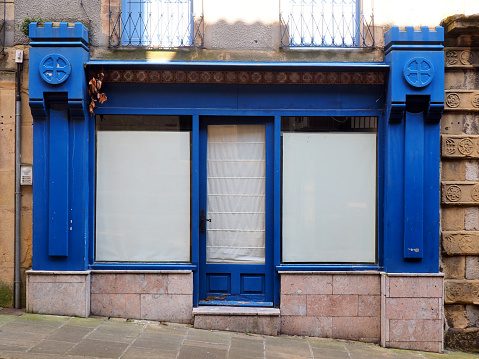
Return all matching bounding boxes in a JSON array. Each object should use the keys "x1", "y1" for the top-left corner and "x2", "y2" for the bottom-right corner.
[{"x1": 384, "y1": 26, "x2": 444, "y2": 123}]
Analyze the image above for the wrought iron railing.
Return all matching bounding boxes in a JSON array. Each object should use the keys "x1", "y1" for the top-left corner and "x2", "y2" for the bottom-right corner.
[
  {"x1": 280, "y1": 0, "x2": 375, "y2": 48},
  {"x1": 109, "y1": 0, "x2": 203, "y2": 48}
]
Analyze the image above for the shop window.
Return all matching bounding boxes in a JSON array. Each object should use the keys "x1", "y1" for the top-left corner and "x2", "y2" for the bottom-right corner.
[
  {"x1": 95, "y1": 115, "x2": 191, "y2": 262},
  {"x1": 280, "y1": 0, "x2": 375, "y2": 48},
  {"x1": 281, "y1": 116, "x2": 377, "y2": 263}
]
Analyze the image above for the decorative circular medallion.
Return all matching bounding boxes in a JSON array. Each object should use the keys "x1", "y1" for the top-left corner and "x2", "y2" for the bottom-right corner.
[
  {"x1": 39, "y1": 54, "x2": 71, "y2": 85},
  {"x1": 403, "y1": 57, "x2": 434, "y2": 87},
  {"x1": 471, "y1": 185, "x2": 479, "y2": 202},
  {"x1": 445, "y1": 138, "x2": 456, "y2": 155},
  {"x1": 446, "y1": 93, "x2": 461, "y2": 108},
  {"x1": 458, "y1": 235, "x2": 474, "y2": 252},
  {"x1": 460, "y1": 51, "x2": 474, "y2": 65},
  {"x1": 458, "y1": 138, "x2": 474, "y2": 155},
  {"x1": 446, "y1": 185, "x2": 462, "y2": 202},
  {"x1": 446, "y1": 51, "x2": 458, "y2": 65},
  {"x1": 472, "y1": 94, "x2": 479, "y2": 108}
]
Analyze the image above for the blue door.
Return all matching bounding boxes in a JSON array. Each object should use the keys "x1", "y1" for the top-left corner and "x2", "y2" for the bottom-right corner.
[{"x1": 199, "y1": 117, "x2": 274, "y2": 306}]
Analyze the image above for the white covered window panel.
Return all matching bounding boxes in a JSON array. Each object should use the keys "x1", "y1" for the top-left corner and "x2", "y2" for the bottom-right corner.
[
  {"x1": 96, "y1": 131, "x2": 190, "y2": 262},
  {"x1": 282, "y1": 132, "x2": 376, "y2": 263},
  {"x1": 207, "y1": 125, "x2": 266, "y2": 264}
]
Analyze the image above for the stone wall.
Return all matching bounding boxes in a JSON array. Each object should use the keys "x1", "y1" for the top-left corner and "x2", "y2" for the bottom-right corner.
[
  {"x1": 0, "y1": 45, "x2": 33, "y2": 308},
  {"x1": 441, "y1": 14, "x2": 479, "y2": 352}
]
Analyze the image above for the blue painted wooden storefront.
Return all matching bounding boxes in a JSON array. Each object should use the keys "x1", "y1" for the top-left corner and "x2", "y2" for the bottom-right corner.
[{"x1": 28, "y1": 23, "x2": 444, "y2": 307}]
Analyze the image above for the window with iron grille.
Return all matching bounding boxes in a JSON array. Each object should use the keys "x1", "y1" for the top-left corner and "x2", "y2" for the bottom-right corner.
[
  {"x1": 109, "y1": 0, "x2": 203, "y2": 48},
  {"x1": 280, "y1": 0, "x2": 374, "y2": 48}
]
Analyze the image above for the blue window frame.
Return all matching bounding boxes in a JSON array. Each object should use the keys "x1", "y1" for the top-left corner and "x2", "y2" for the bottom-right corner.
[
  {"x1": 118, "y1": 0, "x2": 195, "y2": 47},
  {"x1": 280, "y1": 0, "x2": 375, "y2": 48}
]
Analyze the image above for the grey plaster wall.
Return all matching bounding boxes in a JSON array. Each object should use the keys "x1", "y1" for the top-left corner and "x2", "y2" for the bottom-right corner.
[{"x1": 14, "y1": 0, "x2": 108, "y2": 47}]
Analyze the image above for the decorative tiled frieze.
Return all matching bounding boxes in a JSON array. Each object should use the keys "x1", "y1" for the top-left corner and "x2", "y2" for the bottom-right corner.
[
  {"x1": 445, "y1": 91, "x2": 479, "y2": 110},
  {"x1": 91, "y1": 69, "x2": 386, "y2": 85},
  {"x1": 442, "y1": 231, "x2": 479, "y2": 255},
  {"x1": 442, "y1": 135, "x2": 479, "y2": 158},
  {"x1": 445, "y1": 280, "x2": 479, "y2": 304},
  {"x1": 442, "y1": 181, "x2": 479, "y2": 205},
  {"x1": 445, "y1": 48, "x2": 479, "y2": 67}
]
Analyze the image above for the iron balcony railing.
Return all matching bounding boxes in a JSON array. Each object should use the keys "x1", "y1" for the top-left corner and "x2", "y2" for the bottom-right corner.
[
  {"x1": 109, "y1": 0, "x2": 203, "y2": 48},
  {"x1": 280, "y1": 0, "x2": 375, "y2": 48}
]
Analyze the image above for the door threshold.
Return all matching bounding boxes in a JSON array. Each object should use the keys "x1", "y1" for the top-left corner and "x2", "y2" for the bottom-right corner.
[{"x1": 199, "y1": 300, "x2": 274, "y2": 307}]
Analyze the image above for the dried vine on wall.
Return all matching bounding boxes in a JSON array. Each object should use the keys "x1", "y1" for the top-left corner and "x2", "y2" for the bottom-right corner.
[{"x1": 88, "y1": 72, "x2": 107, "y2": 115}]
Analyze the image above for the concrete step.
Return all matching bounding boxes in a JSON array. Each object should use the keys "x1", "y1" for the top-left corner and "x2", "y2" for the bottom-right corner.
[{"x1": 192, "y1": 306, "x2": 280, "y2": 336}]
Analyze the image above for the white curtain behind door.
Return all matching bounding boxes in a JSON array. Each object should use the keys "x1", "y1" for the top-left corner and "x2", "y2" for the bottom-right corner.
[{"x1": 207, "y1": 125, "x2": 266, "y2": 264}]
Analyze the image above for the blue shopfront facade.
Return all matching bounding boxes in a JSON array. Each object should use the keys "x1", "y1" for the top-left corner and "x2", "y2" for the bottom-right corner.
[{"x1": 27, "y1": 22, "x2": 446, "y2": 350}]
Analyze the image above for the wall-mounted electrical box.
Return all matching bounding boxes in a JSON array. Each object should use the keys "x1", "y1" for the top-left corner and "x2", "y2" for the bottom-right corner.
[
  {"x1": 15, "y1": 50, "x2": 24, "y2": 64},
  {"x1": 20, "y1": 165, "x2": 32, "y2": 185}
]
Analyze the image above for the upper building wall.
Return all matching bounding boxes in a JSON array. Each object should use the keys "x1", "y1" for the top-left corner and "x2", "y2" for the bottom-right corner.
[{"x1": 13, "y1": 0, "x2": 478, "y2": 61}]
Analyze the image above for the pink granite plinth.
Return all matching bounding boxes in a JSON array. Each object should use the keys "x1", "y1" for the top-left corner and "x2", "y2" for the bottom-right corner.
[
  {"x1": 26, "y1": 270, "x2": 91, "y2": 318},
  {"x1": 193, "y1": 307, "x2": 280, "y2": 335},
  {"x1": 90, "y1": 271, "x2": 193, "y2": 323},
  {"x1": 381, "y1": 273, "x2": 444, "y2": 353},
  {"x1": 279, "y1": 272, "x2": 381, "y2": 343}
]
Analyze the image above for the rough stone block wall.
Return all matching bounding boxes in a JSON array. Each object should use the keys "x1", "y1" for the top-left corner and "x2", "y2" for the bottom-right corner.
[
  {"x1": 442, "y1": 15, "x2": 479, "y2": 352},
  {"x1": 90, "y1": 271, "x2": 193, "y2": 323},
  {"x1": 279, "y1": 272, "x2": 381, "y2": 342},
  {"x1": 0, "y1": 46, "x2": 33, "y2": 308}
]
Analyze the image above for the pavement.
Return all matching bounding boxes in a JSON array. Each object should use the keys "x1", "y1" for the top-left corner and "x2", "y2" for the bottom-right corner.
[{"x1": 0, "y1": 311, "x2": 476, "y2": 359}]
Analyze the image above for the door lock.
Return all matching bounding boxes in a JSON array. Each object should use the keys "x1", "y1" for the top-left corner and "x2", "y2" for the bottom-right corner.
[{"x1": 200, "y1": 209, "x2": 211, "y2": 235}]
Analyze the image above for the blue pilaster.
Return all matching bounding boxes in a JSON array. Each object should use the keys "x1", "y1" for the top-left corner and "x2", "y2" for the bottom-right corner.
[
  {"x1": 29, "y1": 23, "x2": 90, "y2": 270},
  {"x1": 383, "y1": 26, "x2": 444, "y2": 273}
]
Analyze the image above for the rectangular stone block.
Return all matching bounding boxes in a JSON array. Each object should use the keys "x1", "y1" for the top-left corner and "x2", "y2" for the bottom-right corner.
[
  {"x1": 90, "y1": 293, "x2": 141, "y2": 319},
  {"x1": 386, "y1": 298, "x2": 440, "y2": 320},
  {"x1": 442, "y1": 135, "x2": 479, "y2": 158},
  {"x1": 194, "y1": 313, "x2": 278, "y2": 335},
  {"x1": 445, "y1": 304, "x2": 468, "y2": 329},
  {"x1": 332, "y1": 317, "x2": 380, "y2": 342},
  {"x1": 280, "y1": 294, "x2": 306, "y2": 316},
  {"x1": 0, "y1": 171, "x2": 14, "y2": 208},
  {"x1": 167, "y1": 273, "x2": 193, "y2": 294},
  {"x1": 441, "y1": 112, "x2": 467, "y2": 135},
  {"x1": 281, "y1": 274, "x2": 332, "y2": 295},
  {"x1": 442, "y1": 255, "x2": 466, "y2": 279},
  {"x1": 389, "y1": 319, "x2": 443, "y2": 342},
  {"x1": 445, "y1": 279, "x2": 479, "y2": 304},
  {"x1": 388, "y1": 276, "x2": 443, "y2": 298},
  {"x1": 26, "y1": 271, "x2": 90, "y2": 317},
  {"x1": 442, "y1": 160, "x2": 466, "y2": 181},
  {"x1": 358, "y1": 295, "x2": 380, "y2": 317},
  {"x1": 307, "y1": 295, "x2": 358, "y2": 317},
  {"x1": 332, "y1": 274, "x2": 380, "y2": 295},
  {"x1": 141, "y1": 294, "x2": 192, "y2": 323},
  {"x1": 467, "y1": 256, "x2": 479, "y2": 279},
  {"x1": 442, "y1": 181, "x2": 479, "y2": 205},
  {"x1": 91, "y1": 273, "x2": 168, "y2": 294},
  {"x1": 445, "y1": 90, "x2": 479, "y2": 111},
  {"x1": 280, "y1": 316, "x2": 332, "y2": 337},
  {"x1": 386, "y1": 341, "x2": 442, "y2": 353},
  {"x1": 442, "y1": 207, "x2": 465, "y2": 231}
]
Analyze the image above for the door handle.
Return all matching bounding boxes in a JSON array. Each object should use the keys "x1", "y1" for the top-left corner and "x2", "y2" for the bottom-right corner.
[{"x1": 200, "y1": 209, "x2": 211, "y2": 235}]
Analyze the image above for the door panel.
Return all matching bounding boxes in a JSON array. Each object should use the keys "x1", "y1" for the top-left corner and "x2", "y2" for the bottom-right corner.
[{"x1": 199, "y1": 117, "x2": 273, "y2": 305}]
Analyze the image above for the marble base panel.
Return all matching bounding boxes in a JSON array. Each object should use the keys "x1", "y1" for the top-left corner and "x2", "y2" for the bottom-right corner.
[
  {"x1": 90, "y1": 271, "x2": 193, "y2": 323},
  {"x1": 26, "y1": 270, "x2": 91, "y2": 318},
  {"x1": 279, "y1": 271, "x2": 445, "y2": 353},
  {"x1": 381, "y1": 273, "x2": 444, "y2": 353}
]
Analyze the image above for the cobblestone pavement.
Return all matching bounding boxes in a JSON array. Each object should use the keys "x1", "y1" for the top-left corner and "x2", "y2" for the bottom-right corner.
[{"x1": 0, "y1": 312, "x2": 476, "y2": 359}]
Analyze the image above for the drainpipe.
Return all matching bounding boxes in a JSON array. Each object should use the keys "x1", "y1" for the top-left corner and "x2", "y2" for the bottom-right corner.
[{"x1": 14, "y1": 50, "x2": 23, "y2": 309}]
